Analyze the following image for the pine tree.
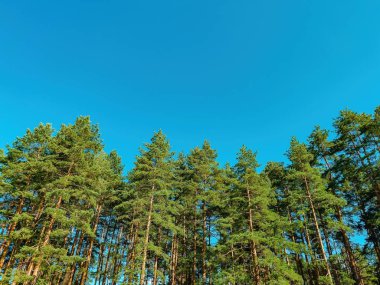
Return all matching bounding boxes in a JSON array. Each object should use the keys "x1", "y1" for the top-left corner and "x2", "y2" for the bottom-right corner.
[
  {"x1": 332, "y1": 110, "x2": 380, "y2": 267},
  {"x1": 119, "y1": 131, "x2": 178, "y2": 285},
  {"x1": 232, "y1": 146, "x2": 301, "y2": 285},
  {"x1": 184, "y1": 141, "x2": 219, "y2": 285},
  {"x1": 286, "y1": 137, "x2": 349, "y2": 285},
  {"x1": 0, "y1": 124, "x2": 56, "y2": 284},
  {"x1": 308, "y1": 126, "x2": 365, "y2": 285},
  {"x1": 34, "y1": 117, "x2": 103, "y2": 284}
]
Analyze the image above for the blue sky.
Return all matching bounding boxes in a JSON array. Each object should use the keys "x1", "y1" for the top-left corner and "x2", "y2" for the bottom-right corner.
[{"x1": 0, "y1": 0, "x2": 379, "y2": 171}]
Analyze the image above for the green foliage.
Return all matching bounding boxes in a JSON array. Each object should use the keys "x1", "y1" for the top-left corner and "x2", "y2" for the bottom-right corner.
[{"x1": 0, "y1": 105, "x2": 379, "y2": 284}]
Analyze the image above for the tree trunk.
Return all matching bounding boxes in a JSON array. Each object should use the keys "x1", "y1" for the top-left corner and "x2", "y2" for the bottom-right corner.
[
  {"x1": 79, "y1": 204, "x2": 102, "y2": 285},
  {"x1": 101, "y1": 225, "x2": 118, "y2": 285},
  {"x1": 29, "y1": 161, "x2": 75, "y2": 284},
  {"x1": 192, "y1": 202, "x2": 198, "y2": 285},
  {"x1": 321, "y1": 155, "x2": 364, "y2": 285},
  {"x1": 170, "y1": 233, "x2": 178, "y2": 285},
  {"x1": 126, "y1": 222, "x2": 139, "y2": 285},
  {"x1": 152, "y1": 226, "x2": 161, "y2": 285},
  {"x1": 304, "y1": 176, "x2": 333, "y2": 285},
  {"x1": 287, "y1": 210, "x2": 306, "y2": 283},
  {"x1": 246, "y1": 188, "x2": 260, "y2": 285},
  {"x1": 202, "y1": 202, "x2": 207, "y2": 284},
  {"x1": 65, "y1": 231, "x2": 86, "y2": 285},
  {"x1": 30, "y1": 195, "x2": 63, "y2": 284},
  {"x1": 61, "y1": 229, "x2": 82, "y2": 285},
  {"x1": 0, "y1": 197, "x2": 24, "y2": 269},
  {"x1": 111, "y1": 226, "x2": 124, "y2": 284},
  {"x1": 139, "y1": 193, "x2": 154, "y2": 285},
  {"x1": 303, "y1": 220, "x2": 318, "y2": 285}
]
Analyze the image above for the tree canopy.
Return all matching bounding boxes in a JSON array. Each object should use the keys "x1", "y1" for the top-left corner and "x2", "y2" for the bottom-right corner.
[{"x1": 0, "y1": 106, "x2": 379, "y2": 284}]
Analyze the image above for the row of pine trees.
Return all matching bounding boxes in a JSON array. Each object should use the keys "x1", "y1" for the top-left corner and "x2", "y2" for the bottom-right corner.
[{"x1": 0, "y1": 106, "x2": 379, "y2": 285}]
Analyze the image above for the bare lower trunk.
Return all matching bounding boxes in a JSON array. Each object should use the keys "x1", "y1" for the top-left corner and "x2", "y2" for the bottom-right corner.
[
  {"x1": 202, "y1": 202, "x2": 207, "y2": 284},
  {"x1": 30, "y1": 196, "x2": 63, "y2": 284},
  {"x1": 30, "y1": 162, "x2": 74, "y2": 284},
  {"x1": 0, "y1": 198, "x2": 24, "y2": 269},
  {"x1": 101, "y1": 226, "x2": 117, "y2": 285},
  {"x1": 192, "y1": 203, "x2": 197, "y2": 285},
  {"x1": 170, "y1": 234, "x2": 178, "y2": 285},
  {"x1": 246, "y1": 188, "x2": 260, "y2": 284},
  {"x1": 79, "y1": 205, "x2": 102, "y2": 285},
  {"x1": 126, "y1": 222, "x2": 139, "y2": 285},
  {"x1": 111, "y1": 226, "x2": 124, "y2": 284},
  {"x1": 140, "y1": 194, "x2": 154, "y2": 285},
  {"x1": 303, "y1": 220, "x2": 319, "y2": 284},
  {"x1": 152, "y1": 226, "x2": 161, "y2": 285},
  {"x1": 321, "y1": 155, "x2": 364, "y2": 285},
  {"x1": 304, "y1": 177, "x2": 333, "y2": 285}
]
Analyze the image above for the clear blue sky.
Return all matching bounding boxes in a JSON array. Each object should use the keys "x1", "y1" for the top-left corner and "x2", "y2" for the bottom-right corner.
[{"x1": 0, "y1": 0, "x2": 379, "y2": 170}]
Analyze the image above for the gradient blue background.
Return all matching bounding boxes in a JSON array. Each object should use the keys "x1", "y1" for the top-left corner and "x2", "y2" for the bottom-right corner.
[{"x1": 0, "y1": 0, "x2": 379, "y2": 170}]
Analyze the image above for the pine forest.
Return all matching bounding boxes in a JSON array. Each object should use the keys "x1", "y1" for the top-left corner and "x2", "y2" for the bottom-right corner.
[{"x1": 0, "y1": 105, "x2": 379, "y2": 285}]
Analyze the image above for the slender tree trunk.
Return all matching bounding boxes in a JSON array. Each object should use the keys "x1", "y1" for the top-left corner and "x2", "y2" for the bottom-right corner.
[
  {"x1": 140, "y1": 193, "x2": 154, "y2": 285},
  {"x1": 202, "y1": 202, "x2": 207, "y2": 284},
  {"x1": 230, "y1": 242, "x2": 237, "y2": 284},
  {"x1": 319, "y1": 211, "x2": 341, "y2": 285},
  {"x1": 303, "y1": 220, "x2": 318, "y2": 285},
  {"x1": 111, "y1": 225, "x2": 124, "y2": 284},
  {"x1": 3, "y1": 240, "x2": 20, "y2": 275},
  {"x1": 30, "y1": 195, "x2": 63, "y2": 284},
  {"x1": 170, "y1": 233, "x2": 179, "y2": 285},
  {"x1": 61, "y1": 229, "x2": 81, "y2": 284},
  {"x1": 192, "y1": 201, "x2": 198, "y2": 285},
  {"x1": 80, "y1": 204, "x2": 102, "y2": 285},
  {"x1": 0, "y1": 198, "x2": 24, "y2": 269},
  {"x1": 304, "y1": 176, "x2": 333, "y2": 285},
  {"x1": 152, "y1": 226, "x2": 161, "y2": 285},
  {"x1": 102, "y1": 225, "x2": 118, "y2": 285},
  {"x1": 29, "y1": 162, "x2": 75, "y2": 284},
  {"x1": 169, "y1": 233, "x2": 175, "y2": 285},
  {"x1": 246, "y1": 188, "x2": 260, "y2": 285},
  {"x1": 96, "y1": 222, "x2": 110, "y2": 285},
  {"x1": 178, "y1": 215, "x2": 187, "y2": 285},
  {"x1": 53, "y1": 231, "x2": 72, "y2": 284},
  {"x1": 321, "y1": 155, "x2": 364, "y2": 285},
  {"x1": 126, "y1": 222, "x2": 139, "y2": 285},
  {"x1": 66, "y1": 231, "x2": 86, "y2": 285},
  {"x1": 287, "y1": 210, "x2": 306, "y2": 283}
]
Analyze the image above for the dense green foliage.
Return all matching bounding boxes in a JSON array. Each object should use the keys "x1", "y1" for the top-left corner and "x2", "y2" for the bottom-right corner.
[{"x1": 0, "y1": 106, "x2": 379, "y2": 284}]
